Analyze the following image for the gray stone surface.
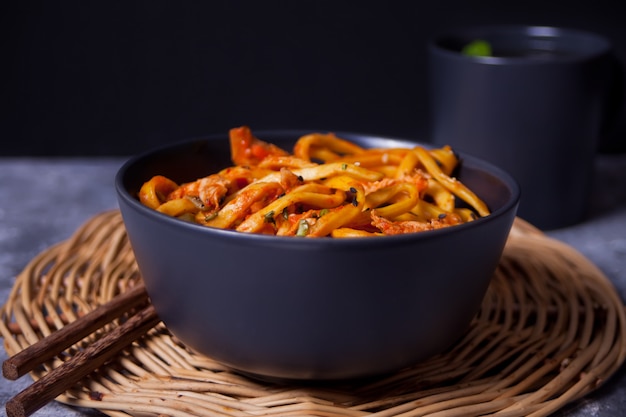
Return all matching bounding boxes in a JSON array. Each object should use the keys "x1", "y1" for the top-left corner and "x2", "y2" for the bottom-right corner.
[{"x1": 1, "y1": 155, "x2": 625, "y2": 416}]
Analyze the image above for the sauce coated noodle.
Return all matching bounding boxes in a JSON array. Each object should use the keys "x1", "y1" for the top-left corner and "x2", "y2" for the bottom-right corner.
[{"x1": 138, "y1": 126, "x2": 490, "y2": 237}]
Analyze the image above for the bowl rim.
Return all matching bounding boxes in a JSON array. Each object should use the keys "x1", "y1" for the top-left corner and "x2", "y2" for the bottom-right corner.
[
  {"x1": 115, "y1": 130, "x2": 521, "y2": 247},
  {"x1": 429, "y1": 24, "x2": 613, "y2": 65}
]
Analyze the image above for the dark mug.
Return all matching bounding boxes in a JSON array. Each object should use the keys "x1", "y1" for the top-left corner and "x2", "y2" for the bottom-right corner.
[{"x1": 428, "y1": 25, "x2": 622, "y2": 230}]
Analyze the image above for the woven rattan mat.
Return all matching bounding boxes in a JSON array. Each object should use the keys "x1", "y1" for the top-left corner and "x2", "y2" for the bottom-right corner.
[{"x1": 2, "y1": 210, "x2": 626, "y2": 417}]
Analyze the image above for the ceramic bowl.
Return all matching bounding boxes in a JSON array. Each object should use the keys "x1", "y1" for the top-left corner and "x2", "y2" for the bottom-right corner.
[{"x1": 115, "y1": 131, "x2": 520, "y2": 381}]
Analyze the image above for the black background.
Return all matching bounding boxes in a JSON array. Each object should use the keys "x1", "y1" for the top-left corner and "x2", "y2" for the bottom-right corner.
[{"x1": 3, "y1": 1, "x2": 626, "y2": 156}]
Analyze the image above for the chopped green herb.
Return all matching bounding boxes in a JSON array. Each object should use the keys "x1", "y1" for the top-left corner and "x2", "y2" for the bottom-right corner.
[
  {"x1": 319, "y1": 208, "x2": 329, "y2": 217},
  {"x1": 264, "y1": 210, "x2": 276, "y2": 224},
  {"x1": 296, "y1": 219, "x2": 310, "y2": 237},
  {"x1": 341, "y1": 163, "x2": 348, "y2": 170},
  {"x1": 462, "y1": 39, "x2": 492, "y2": 57},
  {"x1": 204, "y1": 212, "x2": 218, "y2": 221}
]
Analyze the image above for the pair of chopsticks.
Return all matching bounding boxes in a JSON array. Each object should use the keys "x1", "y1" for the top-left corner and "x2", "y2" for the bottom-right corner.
[{"x1": 3, "y1": 284, "x2": 160, "y2": 417}]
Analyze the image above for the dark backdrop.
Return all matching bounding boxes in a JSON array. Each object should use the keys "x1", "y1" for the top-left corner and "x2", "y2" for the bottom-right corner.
[{"x1": 2, "y1": 1, "x2": 626, "y2": 156}]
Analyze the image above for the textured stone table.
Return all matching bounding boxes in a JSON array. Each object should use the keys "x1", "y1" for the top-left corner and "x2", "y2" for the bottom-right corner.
[{"x1": 1, "y1": 154, "x2": 625, "y2": 416}]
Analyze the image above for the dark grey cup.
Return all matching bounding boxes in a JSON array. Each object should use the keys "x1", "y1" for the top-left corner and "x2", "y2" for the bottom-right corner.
[
  {"x1": 429, "y1": 25, "x2": 620, "y2": 230},
  {"x1": 116, "y1": 131, "x2": 519, "y2": 381}
]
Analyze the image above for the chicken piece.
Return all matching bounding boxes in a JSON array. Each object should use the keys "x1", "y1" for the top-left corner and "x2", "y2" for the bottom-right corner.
[
  {"x1": 363, "y1": 173, "x2": 429, "y2": 195},
  {"x1": 370, "y1": 211, "x2": 461, "y2": 235},
  {"x1": 167, "y1": 174, "x2": 230, "y2": 210},
  {"x1": 229, "y1": 126, "x2": 289, "y2": 166},
  {"x1": 279, "y1": 167, "x2": 304, "y2": 192}
]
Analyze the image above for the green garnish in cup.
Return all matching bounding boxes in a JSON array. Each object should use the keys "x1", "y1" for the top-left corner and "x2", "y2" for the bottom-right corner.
[{"x1": 462, "y1": 39, "x2": 492, "y2": 57}]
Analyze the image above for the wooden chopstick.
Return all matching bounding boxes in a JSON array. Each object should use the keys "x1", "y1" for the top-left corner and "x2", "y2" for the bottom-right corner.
[
  {"x1": 5, "y1": 303, "x2": 161, "y2": 417},
  {"x1": 2, "y1": 284, "x2": 150, "y2": 380}
]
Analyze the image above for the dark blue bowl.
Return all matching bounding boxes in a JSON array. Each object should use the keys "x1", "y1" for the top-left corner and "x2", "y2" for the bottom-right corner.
[{"x1": 115, "y1": 131, "x2": 520, "y2": 381}]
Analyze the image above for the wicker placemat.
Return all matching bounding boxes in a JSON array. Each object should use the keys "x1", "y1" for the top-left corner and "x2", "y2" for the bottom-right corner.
[{"x1": 2, "y1": 210, "x2": 625, "y2": 417}]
